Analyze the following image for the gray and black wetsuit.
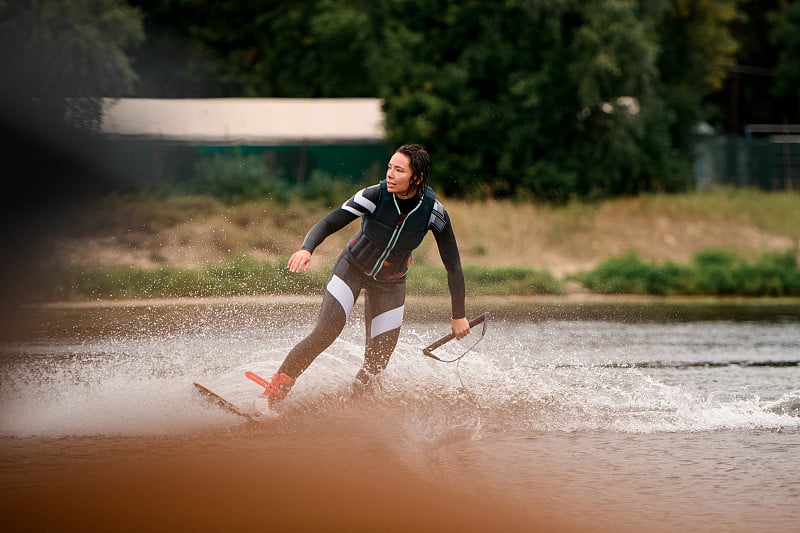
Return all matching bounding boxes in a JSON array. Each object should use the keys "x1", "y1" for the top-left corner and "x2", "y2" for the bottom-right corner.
[{"x1": 277, "y1": 181, "x2": 466, "y2": 384}]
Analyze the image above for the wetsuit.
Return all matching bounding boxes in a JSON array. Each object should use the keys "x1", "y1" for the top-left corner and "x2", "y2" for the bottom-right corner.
[{"x1": 277, "y1": 181, "x2": 466, "y2": 384}]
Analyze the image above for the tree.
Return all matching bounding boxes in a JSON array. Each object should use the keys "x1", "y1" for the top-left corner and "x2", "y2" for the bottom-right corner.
[
  {"x1": 703, "y1": 0, "x2": 800, "y2": 134},
  {"x1": 0, "y1": 0, "x2": 144, "y2": 132},
  {"x1": 771, "y1": 1, "x2": 800, "y2": 107},
  {"x1": 368, "y1": 0, "x2": 690, "y2": 200},
  {"x1": 128, "y1": 0, "x2": 378, "y2": 97},
  {"x1": 643, "y1": 0, "x2": 743, "y2": 150},
  {"x1": 124, "y1": 1, "x2": 777, "y2": 200}
]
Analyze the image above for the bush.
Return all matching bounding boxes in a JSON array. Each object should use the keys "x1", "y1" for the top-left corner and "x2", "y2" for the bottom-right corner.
[
  {"x1": 56, "y1": 254, "x2": 329, "y2": 300},
  {"x1": 158, "y1": 151, "x2": 360, "y2": 208},
  {"x1": 407, "y1": 264, "x2": 565, "y2": 296},
  {"x1": 170, "y1": 151, "x2": 295, "y2": 204},
  {"x1": 297, "y1": 170, "x2": 358, "y2": 209},
  {"x1": 575, "y1": 249, "x2": 800, "y2": 296},
  {"x1": 574, "y1": 253, "x2": 665, "y2": 294}
]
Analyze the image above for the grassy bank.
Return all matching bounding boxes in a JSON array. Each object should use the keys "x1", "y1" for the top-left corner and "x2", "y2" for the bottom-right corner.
[
  {"x1": 51, "y1": 248, "x2": 800, "y2": 301},
  {"x1": 51, "y1": 254, "x2": 566, "y2": 300},
  {"x1": 46, "y1": 188, "x2": 799, "y2": 301}
]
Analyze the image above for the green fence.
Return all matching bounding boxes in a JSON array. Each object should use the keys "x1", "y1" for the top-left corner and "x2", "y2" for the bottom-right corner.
[
  {"x1": 99, "y1": 139, "x2": 390, "y2": 190},
  {"x1": 102, "y1": 135, "x2": 799, "y2": 195},
  {"x1": 694, "y1": 131, "x2": 800, "y2": 191}
]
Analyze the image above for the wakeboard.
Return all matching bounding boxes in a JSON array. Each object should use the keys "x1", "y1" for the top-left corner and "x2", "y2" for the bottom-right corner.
[
  {"x1": 193, "y1": 381, "x2": 257, "y2": 420},
  {"x1": 193, "y1": 368, "x2": 275, "y2": 420}
]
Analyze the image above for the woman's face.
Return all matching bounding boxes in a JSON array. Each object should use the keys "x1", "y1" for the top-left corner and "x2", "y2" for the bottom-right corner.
[{"x1": 386, "y1": 152, "x2": 416, "y2": 198}]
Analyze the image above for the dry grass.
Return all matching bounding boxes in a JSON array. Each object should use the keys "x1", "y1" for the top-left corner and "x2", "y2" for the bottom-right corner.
[
  {"x1": 445, "y1": 189, "x2": 798, "y2": 276},
  {"x1": 55, "y1": 189, "x2": 799, "y2": 278}
]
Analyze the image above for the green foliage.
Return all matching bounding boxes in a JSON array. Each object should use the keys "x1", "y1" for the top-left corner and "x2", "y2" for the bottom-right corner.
[
  {"x1": 572, "y1": 253, "x2": 669, "y2": 295},
  {"x1": 173, "y1": 151, "x2": 294, "y2": 204},
  {"x1": 57, "y1": 254, "x2": 328, "y2": 300},
  {"x1": 770, "y1": 0, "x2": 800, "y2": 99},
  {"x1": 0, "y1": 0, "x2": 144, "y2": 131},
  {"x1": 407, "y1": 264, "x2": 565, "y2": 297},
  {"x1": 161, "y1": 150, "x2": 359, "y2": 206},
  {"x1": 653, "y1": 0, "x2": 743, "y2": 149},
  {"x1": 127, "y1": 0, "x2": 762, "y2": 200},
  {"x1": 57, "y1": 256, "x2": 566, "y2": 300},
  {"x1": 296, "y1": 170, "x2": 360, "y2": 209},
  {"x1": 659, "y1": 0, "x2": 740, "y2": 92},
  {"x1": 471, "y1": 242, "x2": 488, "y2": 256},
  {"x1": 128, "y1": 0, "x2": 377, "y2": 97},
  {"x1": 15, "y1": 0, "x2": 795, "y2": 200},
  {"x1": 576, "y1": 248, "x2": 800, "y2": 296},
  {"x1": 370, "y1": 0, "x2": 695, "y2": 200},
  {"x1": 464, "y1": 265, "x2": 566, "y2": 296},
  {"x1": 50, "y1": 246, "x2": 800, "y2": 301},
  {"x1": 708, "y1": 0, "x2": 800, "y2": 133}
]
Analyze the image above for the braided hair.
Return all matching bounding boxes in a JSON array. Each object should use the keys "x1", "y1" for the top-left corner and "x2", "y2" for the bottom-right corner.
[{"x1": 395, "y1": 144, "x2": 430, "y2": 199}]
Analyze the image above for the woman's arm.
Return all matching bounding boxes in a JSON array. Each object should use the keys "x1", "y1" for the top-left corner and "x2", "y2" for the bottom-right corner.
[
  {"x1": 432, "y1": 207, "x2": 470, "y2": 338},
  {"x1": 287, "y1": 186, "x2": 379, "y2": 272}
]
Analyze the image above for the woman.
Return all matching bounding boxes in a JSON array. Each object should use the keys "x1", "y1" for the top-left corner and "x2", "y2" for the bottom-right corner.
[{"x1": 261, "y1": 144, "x2": 471, "y2": 405}]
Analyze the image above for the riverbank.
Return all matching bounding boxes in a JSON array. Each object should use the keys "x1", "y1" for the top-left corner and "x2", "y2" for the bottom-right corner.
[
  {"x1": 4, "y1": 189, "x2": 799, "y2": 314},
  {"x1": 53, "y1": 189, "x2": 799, "y2": 278}
]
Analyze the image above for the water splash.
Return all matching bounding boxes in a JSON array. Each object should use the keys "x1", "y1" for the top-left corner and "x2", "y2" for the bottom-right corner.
[
  {"x1": 764, "y1": 390, "x2": 800, "y2": 417},
  {"x1": 1, "y1": 316, "x2": 798, "y2": 437}
]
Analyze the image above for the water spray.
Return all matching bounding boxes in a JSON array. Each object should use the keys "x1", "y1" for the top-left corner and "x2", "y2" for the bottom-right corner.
[
  {"x1": 422, "y1": 312, "x2": 490, "y2": 408},
  {"x1": 422, "y1": 312, "x2": 490, "y2": 362}
]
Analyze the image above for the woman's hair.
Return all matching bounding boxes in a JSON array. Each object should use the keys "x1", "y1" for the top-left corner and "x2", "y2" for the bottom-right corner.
[{"x1": 395, "y1": 144, "x2": 430, "y2": 198}]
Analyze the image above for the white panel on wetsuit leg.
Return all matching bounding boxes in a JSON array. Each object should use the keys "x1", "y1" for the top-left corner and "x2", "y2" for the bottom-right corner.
[
  {"x1": 370, "y1": 305, "x2": 404, "y2": 339},
  {"x1": 327, "y1": 274, "x2": 355, "y2": 318}
]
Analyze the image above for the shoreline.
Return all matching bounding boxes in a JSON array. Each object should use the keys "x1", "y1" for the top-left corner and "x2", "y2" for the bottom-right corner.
[
  {"x1": 36, "y1": 292, "x2": 800, "y2": 307},
  {"x1": 22, "y1": 293, "x2": 800, "y2": 327}
]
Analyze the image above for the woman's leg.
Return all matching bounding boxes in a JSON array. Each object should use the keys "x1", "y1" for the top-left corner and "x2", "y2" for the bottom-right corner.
[
  {"x1": 355, "y1": 278, "x2": 406, "y2": 384},
  {"x1": 278, "y1": 256, "x2": 362, "y2": 379}
]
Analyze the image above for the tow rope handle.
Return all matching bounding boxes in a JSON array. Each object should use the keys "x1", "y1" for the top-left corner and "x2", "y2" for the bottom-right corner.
[{"x1": 422, "y1": 312, "x2": 490, "y2": 359}]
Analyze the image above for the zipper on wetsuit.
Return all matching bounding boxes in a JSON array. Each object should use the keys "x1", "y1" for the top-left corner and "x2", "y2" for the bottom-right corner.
[{"x1": 369, "y1": 195, "x2": 422, "y2": 279}]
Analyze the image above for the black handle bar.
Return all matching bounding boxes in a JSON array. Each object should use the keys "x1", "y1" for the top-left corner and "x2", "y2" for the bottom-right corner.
[{"x1": 422, "y1": 312, "x2": 490, "y2": 358}]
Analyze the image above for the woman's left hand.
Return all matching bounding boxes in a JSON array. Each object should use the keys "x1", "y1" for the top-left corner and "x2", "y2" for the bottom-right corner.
[
  {"x1": 287, "y1": 249, "x2": 312, "y2": 272},
  {"x1": 451, "y1": 317, "x2": 471, "y2": 340}
]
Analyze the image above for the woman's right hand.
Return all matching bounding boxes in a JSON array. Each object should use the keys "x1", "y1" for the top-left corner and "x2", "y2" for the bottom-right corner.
[{"x1": 287, "y1": 250, "x2": 312, "y2": 272}]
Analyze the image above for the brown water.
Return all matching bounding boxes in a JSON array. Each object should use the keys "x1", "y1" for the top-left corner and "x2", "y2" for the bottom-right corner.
[{"x1": 1, "y1": 300, "x2": 798, "y2": 532}]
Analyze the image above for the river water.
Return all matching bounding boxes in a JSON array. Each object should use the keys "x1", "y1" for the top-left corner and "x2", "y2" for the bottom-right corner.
[{"x1": 1, "y1": 298, "x2": 798, "y2": 532}]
